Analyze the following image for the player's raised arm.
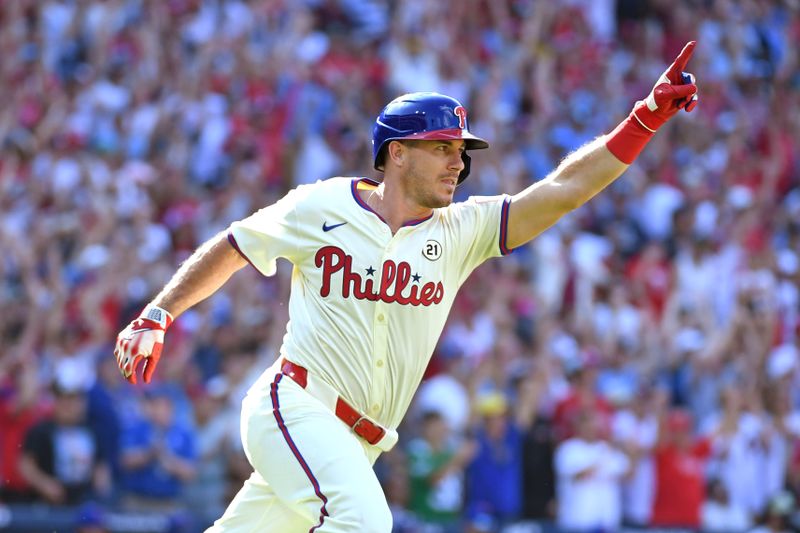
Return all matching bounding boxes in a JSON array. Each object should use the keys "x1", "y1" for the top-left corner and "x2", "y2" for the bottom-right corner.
[
  {"x1": 506, "y1": 41, "x2": 699, "y2": 249},
  {"x1": 114, "y1": 230, "x2": 247, "y2": 385}
]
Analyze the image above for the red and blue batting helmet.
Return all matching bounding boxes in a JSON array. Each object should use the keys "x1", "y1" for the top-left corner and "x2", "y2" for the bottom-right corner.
[{"x1": 372, "y1": 92, "x2": 489, "y2": 183}]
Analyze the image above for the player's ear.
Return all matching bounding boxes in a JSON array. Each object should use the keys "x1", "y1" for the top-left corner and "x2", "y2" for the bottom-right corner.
[{"x1": 386, "y1": 140, "x2": 408, "y2": 169}]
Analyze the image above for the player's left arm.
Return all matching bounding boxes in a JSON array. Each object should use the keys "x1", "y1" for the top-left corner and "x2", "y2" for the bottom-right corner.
[{"x1": 506, "y1": 41, "x2": 699, "y2": 250}]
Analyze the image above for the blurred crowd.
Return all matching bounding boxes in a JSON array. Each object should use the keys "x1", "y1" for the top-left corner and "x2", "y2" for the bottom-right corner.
[{"x1": 1, "y1": 0, "x2": 800, "y2": 532}]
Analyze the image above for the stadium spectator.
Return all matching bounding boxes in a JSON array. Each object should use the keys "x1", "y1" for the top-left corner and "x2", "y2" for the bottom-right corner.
[
  {"x1": 464, "y1": 392, "x2": 522, "y2": 532},
  {"x1": 554, "y1": 406, "x2": 630, "y2": 532},
  {"x1": 183, "y1": 377, "x2": 238, "y2": 530},
  {"x1": 413, "y1": 343, "x2": 472, "y2": 437},
  {"x1": 85, "y1": 351, "x2": 125, "y2": 490},
  {"x1": 703, "y1": 384, "x2": 779, "y2": 520},
  {"x1": 701, "y1": 478, "x2": 752, "y2": 532},
  {"x1": 119, "y1": 386, "x2": 197, "y2": 512},
  {"x1": 519, "y1": 368, "x2": 557, "y2": 522},
  {"x1": 0, "y1": 355, "x2": 49, "y2": 503},
  {"x1": 611, "y1": 386, "x2": 662, "y2": 527},
  {"x1": 406, "y1": 410, "x2": 475, "y2": 532},
  {"x1": 552, "y1": 357, "x2": 613, "y2": 442},
  {"x1": 651, "y1": 408, "x2": 712, "y2": 529},
  {"x1": 464, "y1": 376, "x2": 541, "y2": 532},
  {"x1": 18, "y1": 376, "x2": 111, "y2": 506}
]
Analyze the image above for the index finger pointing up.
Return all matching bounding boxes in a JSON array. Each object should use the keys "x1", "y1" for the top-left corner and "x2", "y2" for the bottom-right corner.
[{"x1": 668, "y1": 41, "x2": 697, "y2": 80}]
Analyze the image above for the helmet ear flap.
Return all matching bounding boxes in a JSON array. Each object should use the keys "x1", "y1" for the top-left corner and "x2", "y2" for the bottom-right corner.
[
  {"x1": 375, "y1": 144, "x2": 388, "y2": 171},
  {"x1": 458, "y1": 151, "x2": 471, "y2": 184}
]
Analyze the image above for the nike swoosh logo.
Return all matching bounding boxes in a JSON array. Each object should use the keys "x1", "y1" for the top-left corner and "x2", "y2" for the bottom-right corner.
[{"x1": 322, "y1": 221, "x2": 348, "y2": 232}]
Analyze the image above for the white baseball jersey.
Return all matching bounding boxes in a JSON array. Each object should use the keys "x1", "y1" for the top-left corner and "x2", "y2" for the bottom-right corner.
[{"x1": 227, "y1": 177, "x2": 511, "y2": 431}]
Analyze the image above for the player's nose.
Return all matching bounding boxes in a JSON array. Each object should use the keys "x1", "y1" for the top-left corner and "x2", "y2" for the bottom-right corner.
[{"x1": 448, "y1": 151, "x2": 465, "y2": 172}]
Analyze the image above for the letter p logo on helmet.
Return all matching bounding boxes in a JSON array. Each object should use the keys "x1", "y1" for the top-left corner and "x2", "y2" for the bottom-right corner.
[{"x1": 454, "y1": 106, "x2": 467, "y2": 129}]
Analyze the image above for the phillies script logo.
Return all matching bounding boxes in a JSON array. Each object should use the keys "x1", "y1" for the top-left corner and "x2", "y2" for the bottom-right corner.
[
  {"x1": 315, "y1": 246, "x2": 444, "y2": 306},
  {"x1": 454, "y1": 106, "x2": 467, "y2": 129}
]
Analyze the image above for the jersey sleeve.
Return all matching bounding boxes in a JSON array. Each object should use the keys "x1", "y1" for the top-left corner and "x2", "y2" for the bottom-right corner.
[
  {"x1": 447, "y1": 194, "x2": 513, "y2": 284},
  {"x1": 227, "y1": 185, "x2": 312, "y2": 276}
]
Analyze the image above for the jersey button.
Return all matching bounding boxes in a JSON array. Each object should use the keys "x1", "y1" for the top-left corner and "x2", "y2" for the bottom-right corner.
[
  {"x1": 377, "y1": 313, "x2": 385, "y2": 322},
  {"x1": 371, "y1": 404, "x2": 380, "y2": 413},
  {"x1": 377, "y1": 360, "x2": 384, "y2": 367}
]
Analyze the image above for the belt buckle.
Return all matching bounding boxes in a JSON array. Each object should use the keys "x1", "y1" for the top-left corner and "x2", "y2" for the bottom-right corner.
[
  {"x1": 352, "y1": 416, "x2": 383, "y2": 445},
  {"x1": 352, "y1": 416, "x2": 369, "y2": 433}
]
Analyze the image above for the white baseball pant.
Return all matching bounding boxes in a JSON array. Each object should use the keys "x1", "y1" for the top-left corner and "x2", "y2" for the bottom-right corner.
[{"x1": 206, "y1": 362, "x2": 393, "y2": 532}]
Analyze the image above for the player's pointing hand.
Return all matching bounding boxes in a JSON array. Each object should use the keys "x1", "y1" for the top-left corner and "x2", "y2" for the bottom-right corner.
[
  {"x1": 606, "y1": 40, "x2": 700, "y2": 164},
  {"x1": 632, "y1": 40, "x2": 699, "y2": 133}
]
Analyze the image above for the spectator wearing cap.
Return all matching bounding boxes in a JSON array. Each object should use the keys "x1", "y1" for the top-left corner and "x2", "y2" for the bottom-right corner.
[
  {"x1": 555, "y1": 406, "x2": 629, "y2": 532},
  {"x1": 464, "y1": 380, "x2": 540, "y2": 533},
  {"x1": 464, "y1": 392, "x2": 522, "y2": 532},
  {"x1": 119, "y1": 386, "x2": 197, "y2": 512},
  {"x1": 651, "y1": 408, "x2": 712, "y2": 529},
  {"x1": 18, "y1": 378, "x2": 111, "y2": 506}
]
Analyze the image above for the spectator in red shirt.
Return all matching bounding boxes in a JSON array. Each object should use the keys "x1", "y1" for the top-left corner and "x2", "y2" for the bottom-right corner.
[
  {"x1": 0, "y1": 357, "x2": 47, "y2": 503},
  {"x1": 651, "y1": 408, "x2": 712, "y2": 528},
  {"x1": 628, "y1": 240, "x2": 673, "y2": 321},
  {"x1": 553, "y1": 360, "x2": 612, "y2": 442}
]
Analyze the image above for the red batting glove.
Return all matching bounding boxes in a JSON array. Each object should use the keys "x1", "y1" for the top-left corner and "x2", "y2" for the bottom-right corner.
[
  {"x1": 606, "y1": 41, "x2": 699, "y2": 164},
  {"x1": 114, "y1": 305, "x2": 173, "y2": 385},
  {"x1": 632, "y1": 42, "x2": 699, "y2": 132}
]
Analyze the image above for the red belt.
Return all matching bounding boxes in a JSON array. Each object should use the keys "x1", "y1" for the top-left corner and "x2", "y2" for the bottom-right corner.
[{"x1": 280, "y1": 359, "x2": 387, "y2": 446}]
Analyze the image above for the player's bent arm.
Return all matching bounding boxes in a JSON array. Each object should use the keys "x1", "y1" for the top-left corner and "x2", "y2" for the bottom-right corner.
[
  {"x1": 150, "y1": 230, "x2": 247, "y2": 318},
  {"x1": 115, "y1": 230, "x2": 247, "y2": 384},
  {"x1": 506, "y1": 40, "x2": 699, "y2": 249},
  {"x1": 506, "y1": 138, "x2": 628, "y2": 249}
]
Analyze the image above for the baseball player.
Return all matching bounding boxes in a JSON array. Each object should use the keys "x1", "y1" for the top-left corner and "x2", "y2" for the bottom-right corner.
[{"x1": 114, "y1": 42, "x2": 699, "y2": 532}]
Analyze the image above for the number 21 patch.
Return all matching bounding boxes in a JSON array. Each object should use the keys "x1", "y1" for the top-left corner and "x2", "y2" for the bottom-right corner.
[{"x1": 422, "y1": 240, "x2": 442, "y2": 261}]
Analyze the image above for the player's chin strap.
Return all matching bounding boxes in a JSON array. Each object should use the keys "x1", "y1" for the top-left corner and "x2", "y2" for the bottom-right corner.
[{"x1": 279, "y1": 358, "x2": 399, "y2": 452}]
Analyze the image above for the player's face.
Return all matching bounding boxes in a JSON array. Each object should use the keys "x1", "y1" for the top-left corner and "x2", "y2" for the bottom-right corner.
[{"x1": 402, "y1": 140, "x2": 465, "y2": 208}]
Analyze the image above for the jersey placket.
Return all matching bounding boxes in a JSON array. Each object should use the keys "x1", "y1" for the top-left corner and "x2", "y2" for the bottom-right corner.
[
  {"x1": 369, "y1": 230, "x2": 399, "y2": 419},
  {"x1": 370, "y1": 304, "x2": 388, "y2": 418}
]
